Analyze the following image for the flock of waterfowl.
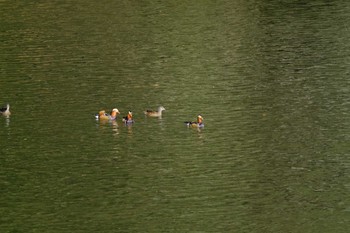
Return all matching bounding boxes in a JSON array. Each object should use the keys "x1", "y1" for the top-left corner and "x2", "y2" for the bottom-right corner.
[
  {"x1": 95, "y1": 106, "x2": 204, "y2": 128},
  {"x1": 1, "y1": 104, "x2": 204, "y2": 128}
]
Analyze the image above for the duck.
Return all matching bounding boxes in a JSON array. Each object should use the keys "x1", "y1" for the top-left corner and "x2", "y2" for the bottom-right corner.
[
  {"x1": 144, "y1": 106, "x2": 166, "y2": 117},
  {"x1": 122, "y1": 111, "x2": 134, "y2": 124},
  {"x1": 185, "y1": 114, "x2": 204, "y2": 128},
  {"x1": 109, "y1": 108, "x2": 120, "y2": 120},
  {"x1": 95, "y1": 108, "x2": 120, "y2": 121},
  {"x1": 0, "y1": 103, "x2": 11, "y2": 117}
]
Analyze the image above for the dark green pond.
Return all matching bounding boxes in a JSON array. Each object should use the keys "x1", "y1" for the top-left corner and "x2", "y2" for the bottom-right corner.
[{"x1": 1, "y1": 1, "x2": 349, "y2": 232}]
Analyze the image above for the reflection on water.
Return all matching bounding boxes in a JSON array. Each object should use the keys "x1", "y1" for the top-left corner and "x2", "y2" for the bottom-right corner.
[
  {"x1": 111, "y1": 121, "x2": 119, "y2": 136},
  {"x1": 4, "y1": 117, "x2": 10, "y2": 128},
  {"x1": 96, "y1": 119, "x2": 120, "y2": 136},
  {"x1": 1, "y1": 0, "x2": 349, "y2": 232}
]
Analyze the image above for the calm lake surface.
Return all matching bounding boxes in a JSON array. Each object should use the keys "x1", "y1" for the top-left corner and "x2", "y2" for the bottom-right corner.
[{"x1": 1, "y1": 1, "x2": 349, "y2": 232}]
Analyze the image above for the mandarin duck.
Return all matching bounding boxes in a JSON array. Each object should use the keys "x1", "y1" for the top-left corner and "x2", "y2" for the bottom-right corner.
[
  {"x1": 122, "y1": 111, "x2": 134, "y2": 124},
  {"x1": 95, "y1": 108, "x2": 120, "y2": 121},
  {"x1": 185, "y1": 114, "x2": 204, "y2": 128}
]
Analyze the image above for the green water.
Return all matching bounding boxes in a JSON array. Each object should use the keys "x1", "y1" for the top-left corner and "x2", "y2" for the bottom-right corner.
[{"x1": 1, "y1": 1, "x2": 349, "y2": 232}]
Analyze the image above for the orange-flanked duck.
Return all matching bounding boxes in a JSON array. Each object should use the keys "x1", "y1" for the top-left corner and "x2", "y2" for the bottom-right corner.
[
  {"x1": 185, "y1": 114, "x2": 204, "y2": 128},
  {"x1": 95, "y1": 108, "x2": 120, "y2": 121},
  {"x1": 109, "y1": 108, "x2": 120, "y2": 120},
  {"x1": 123, "y1": 111, "x2": 134, "y2": 124},
  {"x1": 144, "y1": 106, "x2": 165, "y2": 117},
  {"x1": 0, "y1": 103, "x2": 11, "y2": 118}
]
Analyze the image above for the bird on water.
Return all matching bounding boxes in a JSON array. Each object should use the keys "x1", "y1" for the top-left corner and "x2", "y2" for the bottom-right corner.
[
  {"x1": 0, "y1": 104, "x2": 11, "y2": 117},
  {"x1": 144, "y1": 106, "x2": 166, "y2": 117},
  {"x1": 185, "y1": 114, "x2": 204, "y2": 128}
]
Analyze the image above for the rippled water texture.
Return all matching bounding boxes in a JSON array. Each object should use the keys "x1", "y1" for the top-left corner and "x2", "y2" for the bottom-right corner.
[{"x1": 1, "y1": 1, "x2": 349, "y2": 232}]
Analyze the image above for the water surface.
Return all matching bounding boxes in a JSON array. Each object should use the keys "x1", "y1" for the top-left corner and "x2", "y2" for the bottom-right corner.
[{"x1": 1, "y1": 1, "x2": 349, "y2": 232}]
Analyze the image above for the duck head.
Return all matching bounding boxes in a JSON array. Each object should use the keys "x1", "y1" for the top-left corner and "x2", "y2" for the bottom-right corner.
[
  {"x1": 110, "y1": 108, "x2": 120, "y2": 117},
  {"x1": 127, "y1": 111, "x2": 133, "y2": 120},
  {"x1": 99, "y1": 110, "x2": 106, "y2": 116},
  {"x1": 197, "y1": 115, "x2": 203, "y2": 123},
  {"x1": 1, "y1": 103, "x2": 11, "y2": 117}
]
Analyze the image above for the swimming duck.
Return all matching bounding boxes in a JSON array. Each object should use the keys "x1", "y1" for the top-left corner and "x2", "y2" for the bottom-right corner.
[
  {"x1": 185, "y1": 115, "x2": 204, "y2": 128},
  {"x1": 95, "y1": 108, "x2": 120, "y2": 121},
  {"x1": 144, "y1": 106, "x2": 166, "y2": 117},
  {"x1": 0, "y1": 103, "x2": 11, "y2": 117},
  {"x1": 109, "y1": 108, "x2": 120, "y2": 120},
  {"x1": 123, "y1": 111, "x2": 134, "y2": 124}
]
